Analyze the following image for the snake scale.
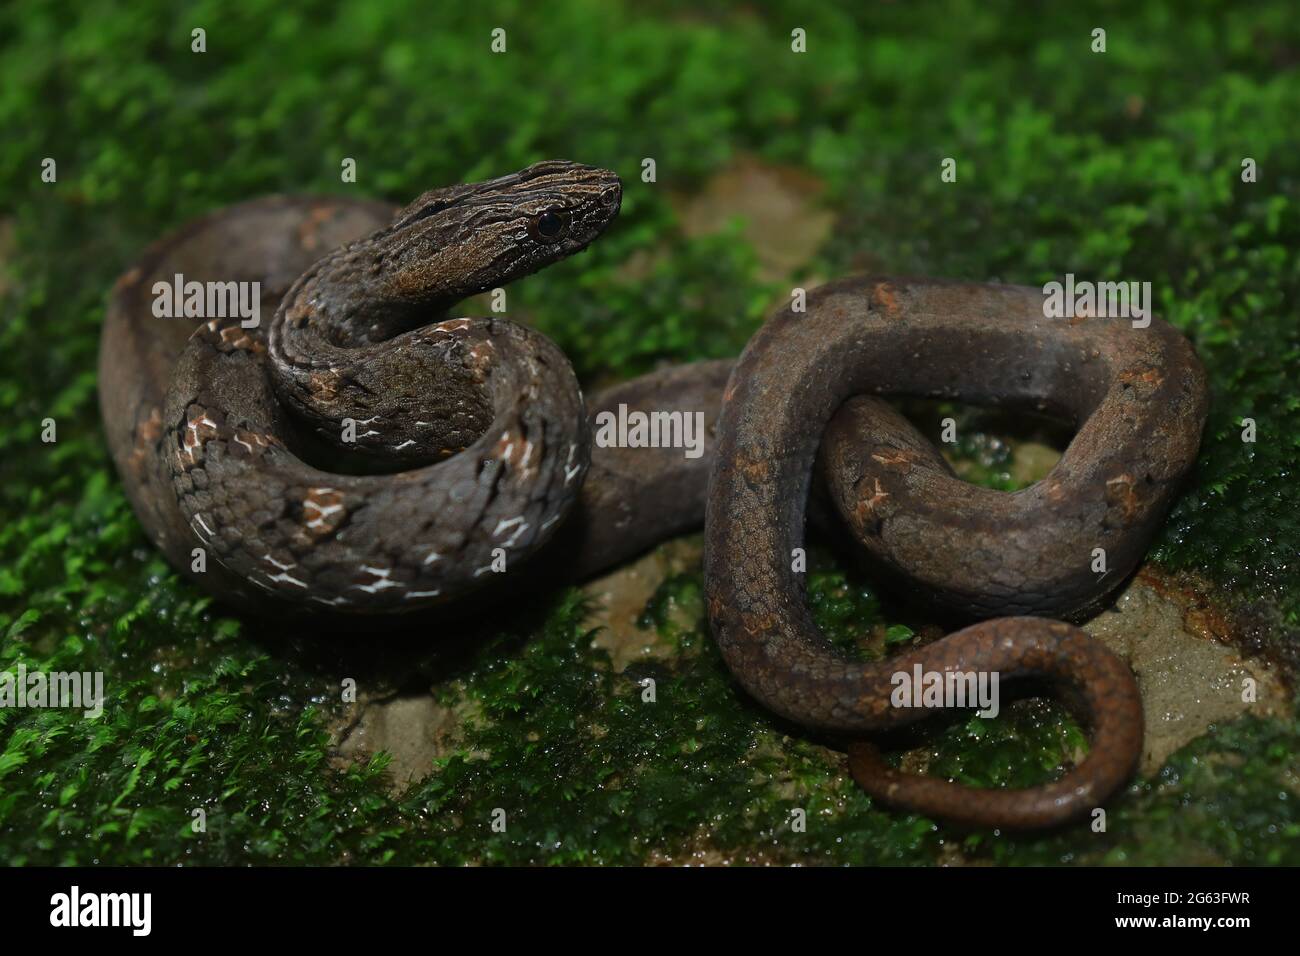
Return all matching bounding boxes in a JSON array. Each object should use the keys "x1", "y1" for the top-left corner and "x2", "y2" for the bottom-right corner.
[{"x1": 99, "y1": 161, "x2": 1209, "y2": 829}]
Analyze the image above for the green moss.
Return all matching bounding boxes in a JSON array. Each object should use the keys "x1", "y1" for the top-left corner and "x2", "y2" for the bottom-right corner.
[
  {"x1": 2, "y1": 0, "x2": 1298, "y2": 864},
  {"x1": 978, "y1": 713, "x2": 1300, "y2": 865},
  {"x1": 806, "y1": 560, "x2": 887, "y2": 659}
]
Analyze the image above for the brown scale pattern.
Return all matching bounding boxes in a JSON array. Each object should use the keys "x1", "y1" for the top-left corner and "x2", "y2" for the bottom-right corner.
[
  {"x1": 101, "y1": 180, "x2": 1208, "y2": 829},
  {"x1": 706, "y1": 276, "x2": 1207, "y2": 827}
]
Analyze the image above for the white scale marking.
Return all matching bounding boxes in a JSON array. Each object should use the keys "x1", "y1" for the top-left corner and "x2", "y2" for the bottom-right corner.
[
  {"x1": 304, "y1": 499, "x2": 344, "y2": 530},
  {"x1": 266, "y1": 571, "x2": 308, "y2": 589},
  {"x1": 564, "y1": 443, "x2": 582, "y2": 484},
  {"x1": 353, "y1": 579, "x2": 402, "y2": 593},
  {"x1": 353, "y1": 565, "x2": 402, "y2": 593},
  {"x1": 493, "y1": 516, "x2": 530, "y2": 549},
  {"x1": 493, "y1": 516, "x2": 524, "y2": 536}
]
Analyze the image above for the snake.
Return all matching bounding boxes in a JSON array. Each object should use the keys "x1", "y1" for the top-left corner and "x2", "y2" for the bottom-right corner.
[{"x1": 99, "y1": 160, "x2": 1209, "y2": 830}]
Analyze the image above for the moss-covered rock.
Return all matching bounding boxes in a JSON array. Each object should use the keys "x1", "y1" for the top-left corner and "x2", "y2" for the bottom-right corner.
[{"x1": 1, "y1": 0, "x2": 1297, "y2": 864}]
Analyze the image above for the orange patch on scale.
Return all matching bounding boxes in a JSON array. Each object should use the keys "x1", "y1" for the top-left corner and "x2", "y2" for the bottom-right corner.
[
  {"x1": 492, "y1": 429, "x2": 537, "y2": 475},
  {"x1": 177, "y1": 405, "x2": 221, "y2": 468},
  {"x1": 308, "y1": 368, "x2": 342, "y2": 402},
  {"x1": 738, "y1": 454, "x2": 769, "y2": 484},
  {"x1": 297, "y1": 205, "x2": 338, "y2": 251},
  {"x1": 218, "y1": 324, "x2": 265, "y2": 353},
  {"x1": 1104, "y1": 474, "x2": 1140, "y2": 527},
  {"x1": 1118, "y1": 364, "x2": 1164, "y2": 392},
  {"x1": 870, "y1": 449, "x2": 916, "y2": 469},
  {"x1": 854, "y1": 478, "x2": 891, "y2": 528},
  {"x1": 466, "y1": 340, "x2": 495, "y2": 371},
  {"x1": 1041, "y1": 478, "x2": 1071, "y2": 504},
  {"x1": 113, "y1": 267, "x2": 142, "y2": 294},
  {"x1": 432, "y1": 318, "x2": 473, "y2": 334},
  {"x1": 870, "y1": 281, "x2": 899, "y2": 319},
  {"x1": 131, "y1": 406, "x2": 164, "y2": 469},
  {"x1": 302, "y1": 486, "x2": 347, "y2": 538}
]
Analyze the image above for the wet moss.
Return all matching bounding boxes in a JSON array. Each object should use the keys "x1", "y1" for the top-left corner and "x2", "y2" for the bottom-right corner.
[{"x1": 1, "y1": 0, "x2": 1297, "y2": 864}]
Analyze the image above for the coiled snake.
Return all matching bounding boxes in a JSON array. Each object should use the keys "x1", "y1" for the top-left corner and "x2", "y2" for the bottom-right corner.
[{"x1": 99, "y1": 161, "x2": 1208, "y2": 829}]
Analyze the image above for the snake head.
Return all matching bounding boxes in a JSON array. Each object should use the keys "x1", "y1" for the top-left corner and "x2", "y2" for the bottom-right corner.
[
  {"x1": 380, "y1": 160, "x2": 622, "y2": 306},
  {"x1": 504, "y1": 159, "x2": 623, "y2": 258}
]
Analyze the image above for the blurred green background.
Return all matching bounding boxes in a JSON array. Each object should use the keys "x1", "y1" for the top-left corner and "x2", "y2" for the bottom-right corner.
[{"x1": 2, "y1": 0, "x2": 1298, "y2": 864}]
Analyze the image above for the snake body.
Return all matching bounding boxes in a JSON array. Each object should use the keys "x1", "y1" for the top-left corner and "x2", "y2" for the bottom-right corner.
[
  {"x1": 706, "y1": 277, "x2": 1207, "y2": 827},
  {"x1": 99, "y1": 162, "x2": 1208, "y2": 829}
]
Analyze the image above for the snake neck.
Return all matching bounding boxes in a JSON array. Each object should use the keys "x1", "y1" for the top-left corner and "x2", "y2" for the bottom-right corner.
[{"x1": 263, "y1": 161, "x2": 621, "y2": 464}]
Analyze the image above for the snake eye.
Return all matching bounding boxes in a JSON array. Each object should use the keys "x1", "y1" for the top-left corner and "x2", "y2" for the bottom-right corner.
[{"x1": 530, "y1": 209, "x2": 568, "y2": 243}]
